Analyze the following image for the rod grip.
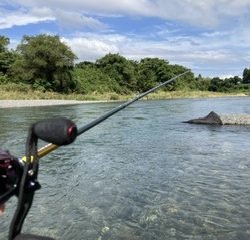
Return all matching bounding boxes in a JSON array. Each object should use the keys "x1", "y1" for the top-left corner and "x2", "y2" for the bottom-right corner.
[{"x1": 32, "y1": 117, "x2": 77, "y2": 146}]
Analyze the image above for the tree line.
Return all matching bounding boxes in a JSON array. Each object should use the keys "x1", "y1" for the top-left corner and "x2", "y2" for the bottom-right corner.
[{"x1": 0, "y1": 34, "x2": 250, "y2": 95}]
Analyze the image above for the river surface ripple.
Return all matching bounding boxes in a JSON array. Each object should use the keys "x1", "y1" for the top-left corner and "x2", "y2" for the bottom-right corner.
[{"x1": 0, "y1": 97, "x2": 250, "y2": 240}]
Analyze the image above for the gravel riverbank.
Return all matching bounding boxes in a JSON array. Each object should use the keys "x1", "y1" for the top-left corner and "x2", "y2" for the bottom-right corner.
[{"x1": 0, "y1": 100, "x2": 95, "y2": 108}]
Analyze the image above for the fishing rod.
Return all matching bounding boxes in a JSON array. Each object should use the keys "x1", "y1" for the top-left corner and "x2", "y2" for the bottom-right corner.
[{"x1": 37, "y1": 70, "x2": 190, "y2": 158}]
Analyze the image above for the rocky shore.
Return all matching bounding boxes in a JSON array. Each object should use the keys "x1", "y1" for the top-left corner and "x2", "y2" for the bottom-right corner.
[
  {"x1": 220, "y1": 114, "x2": 250, "y2": 125},
  {"x1": 0, "y1": 100, "x2": 93, "y2": 108}
]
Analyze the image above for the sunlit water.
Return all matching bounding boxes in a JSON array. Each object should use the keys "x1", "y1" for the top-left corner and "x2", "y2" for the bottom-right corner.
[{"x1": 0, "y1": 97, "x2": 250, "y2": 240}]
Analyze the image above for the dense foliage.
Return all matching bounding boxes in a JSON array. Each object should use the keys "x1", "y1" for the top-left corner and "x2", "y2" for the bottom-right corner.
[
  {"x1": 1, "y1": 34, "x2": 250, "y2": 95},
  {"x1": 7, "y1": 35, "x2": 76, "y2": 92},
  {"x1": 243, "y1": 68, "x2": 250, "y2": 84},
  {"x1": 0, "y1": 36, "x2": 17, "y2": 83}
]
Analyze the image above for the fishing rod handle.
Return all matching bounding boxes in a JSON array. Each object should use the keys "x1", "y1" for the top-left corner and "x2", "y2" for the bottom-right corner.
[{"x1": 33, "y1": 117, "x2": 77, "y2": 146}]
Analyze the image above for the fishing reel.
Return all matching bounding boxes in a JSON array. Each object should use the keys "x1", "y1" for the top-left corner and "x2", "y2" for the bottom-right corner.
[
  {"x1": 0, "y1": 117, "x2": 77, "y2": 240},
  {"x1": 0, "y1": 151, "x2": 23, "y2": 204}
]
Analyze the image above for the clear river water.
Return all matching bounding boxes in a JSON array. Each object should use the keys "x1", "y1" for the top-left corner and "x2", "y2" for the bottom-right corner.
[{"x1": 0, "y1": 97, "x2": 250, "y2": 240}]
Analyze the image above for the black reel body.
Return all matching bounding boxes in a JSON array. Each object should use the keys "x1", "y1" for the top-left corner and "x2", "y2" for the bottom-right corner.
[{"x1": 0, "y1": 150, "x2": 23, "y2": 204}]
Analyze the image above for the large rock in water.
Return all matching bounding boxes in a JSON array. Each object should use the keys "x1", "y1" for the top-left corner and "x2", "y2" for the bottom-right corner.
[{"x1": 185, "y1": 111, "x2": 250, "y2": 125}]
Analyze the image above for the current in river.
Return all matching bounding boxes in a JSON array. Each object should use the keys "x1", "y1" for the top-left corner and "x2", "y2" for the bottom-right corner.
[{"x1": 0, "y1": 97, "x2": 250, "y2": 239}]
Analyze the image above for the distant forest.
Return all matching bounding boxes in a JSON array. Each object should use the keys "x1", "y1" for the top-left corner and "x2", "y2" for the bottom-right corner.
[{"x1": 1, "y1": 34, "x2": 250, "y2": 94}]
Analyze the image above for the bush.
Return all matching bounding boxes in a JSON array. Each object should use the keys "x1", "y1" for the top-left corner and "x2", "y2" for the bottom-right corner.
[
  {"x1": 0, "y1": 73, "x2": 8, "y2": 84},
  {"x1": 0, "y1": 82, "x2": 32, "y2": 92},
  {"x1": 73, "y1": 66, "x2": 124, "y2": 94}
]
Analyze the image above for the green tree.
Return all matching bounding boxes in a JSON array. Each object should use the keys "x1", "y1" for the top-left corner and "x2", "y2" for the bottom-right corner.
[
  {"x1": 9, "y1": 34, "x2": 76, "y2": 92},
  {"x1": 136, "y1": 58, "x2": 170, "y2": 92},
  {"x1": 96, "y1": 53, "x2": 137, "y2": 93},
  {"x1": 73, "y1": 64, "x2": 122, "y2": 94},
  {"x1": 208, "y1": 77, "x2": 223, "y2": 92},
  {"x1": 194, "y1": 76, "x2": 211, "y2": 91},
  {"x1": 0, "y1": 35, "x2": 17, "y2": 75},
  {"x1": 208, "y1": 76, "x2": 242, "y2": 92},
  {"x1": 243, "y1": 68, "x2": 250, "y2": 84},
  {"x1": 164, "y1": 64, "x2": 194, "y2": 91},
  {"x1": 76, "y1": 61, "x2": 95, "y2": 68}
]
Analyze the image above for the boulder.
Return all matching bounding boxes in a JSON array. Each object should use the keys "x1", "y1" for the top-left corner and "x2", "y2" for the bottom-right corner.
[
  {"x1": 184, "y1": 111, "x2": 250, "y2": 125},
  {"x1": 184, "y1": 111, "x2": 223, "y2": 125}
]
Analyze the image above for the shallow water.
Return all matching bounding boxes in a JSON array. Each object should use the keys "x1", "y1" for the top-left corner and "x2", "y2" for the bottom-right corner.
[{"x1": 1, "y1": 97, "x2": 250, "y2": 239}]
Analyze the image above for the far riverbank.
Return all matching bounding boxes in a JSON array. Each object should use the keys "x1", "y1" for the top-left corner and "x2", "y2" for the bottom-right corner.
[
  {"x1": 0, "y1": 90, "x2": 248, "y2": 108},
  {"x1": 1, "y1": 89, "x2": 248, "y2": 100}
]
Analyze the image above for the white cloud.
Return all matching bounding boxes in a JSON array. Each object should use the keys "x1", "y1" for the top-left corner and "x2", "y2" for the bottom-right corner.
[
  {"x1": 0, "y1": 5, "x2": 108, "y2": 31},
  {"x1": 8, "y1": 39, "x2": 19, "y2": 50},
  {"x1": 0, "y1": 8, "x2": 55, "y2": 29},
  {"x1": 30, "y1": 7, "x2": 54, "y2": 18},
  {"x1": 8, "y1": 0, "x2": 155, "y2": 16},
  {"x1": 61, "y1": 34, "x2": 126, "y2": 61},
  {"x1": 6, "y1": 0, "x2": 250, "y2": 28},
  {"x1": 2, "y1": 0, "x2": 250, "y2": 77},
  {"x1": 62, "y1": 27, "x2": 249, "y2": 77},
  {"x1": 55, "y1": 10, "x2": 108, "y2": 30}
]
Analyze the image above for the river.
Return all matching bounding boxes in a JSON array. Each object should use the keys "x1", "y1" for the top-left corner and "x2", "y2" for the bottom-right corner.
[{"x1": 0, "y1": 97, "x2": 250, "y2": 239}]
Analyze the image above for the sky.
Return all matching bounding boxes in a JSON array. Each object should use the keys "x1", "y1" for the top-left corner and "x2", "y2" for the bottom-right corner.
[{"x1": 1, "y1": 0, "x2": 250, "y2": 78}]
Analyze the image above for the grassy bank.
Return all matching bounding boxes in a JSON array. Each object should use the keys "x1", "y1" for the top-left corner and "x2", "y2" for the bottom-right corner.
[
  {"x1": 141, "y1": 90, "x2": 247, "y2": 100},
  {"x1": 0, "y1": 88, "x2": 247, "y2": 101},
  {"x1": 0, "y1": 82, "x2": 248, "y2": 101}
]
